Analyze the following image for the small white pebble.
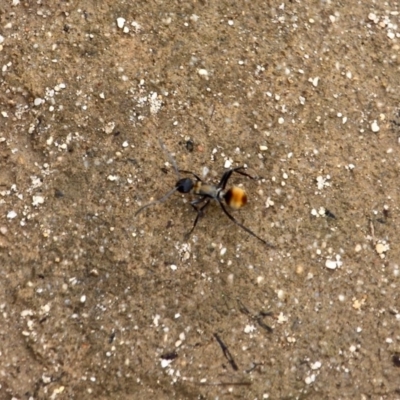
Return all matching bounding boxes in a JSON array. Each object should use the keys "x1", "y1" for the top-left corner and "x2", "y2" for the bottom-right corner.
[
  {"x1": 325, "y1": 259, "x2": 338, "y2": 270},
  {"x1": 311, "y1": 361, "x2": 322, "y2": 370},
  {"x1": 80, "y1": 295, "x2": 86, "y2": 303},
  {"x1": 21, "y1": 309, "x2": 34, "y2": 317},
  {"x1": 170, "y1": 264, "x2": 177, "y2": 271},
  {"x1": 160, "y1": 359, "x2": 172, "y2": 368},
  {"x1": 277, "y1": 312, "x2": 288, "y2": 324},
  {"x1": 220, "y1": 247, "x2": 227, "y2": 256},
  {"x1": 107, "y1": 175, "x2": 118, "y2": 181},
  {"x1": 244, "y1": 325, "x2": 256, "y2": 334},
  {"x1": 7, "y1": 210, "x2": 17, "y2": 219},
  {"x1": 305, "y1": 374, "x2": 316, "y2": 385},
  {"x1": 376, "y1": 242, "x2": 389, "y2": 254},
  {"x1": 277, "y1": 289, "x2": 286, "y2": 300},
  {"x1": 265, "y1": 197, "x2": 274, "y2": 208},
  {"x1": 197, "y1": 69, "x2": 208, "y2": 77},
  {"x1": 32, "y1": 195, "x2": 45, "y2": 206},
  {"x1": 371, "y1": 120, "x2": 380, "y2": 133},
  {"x1": 224, "y1": 159, "x2": 232, "y2": 168},
  {"x1": 117, "y1": 17, "x2": 126, "y2": 29},
  {"x1": 310, "y1": 77, "x2": 319, "y2": 87},
  {"x1": 259, "y1": 145, "x2": 268, "y2": 151}
]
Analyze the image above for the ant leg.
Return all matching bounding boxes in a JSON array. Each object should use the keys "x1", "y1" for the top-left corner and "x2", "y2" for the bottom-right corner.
[
  {"x1": 218, "y1": 201, "x2": 274, "y2": 248},
  {"x1": 178, "y1": 170, "x2": 203, "y2": 182},
  {"x1": 218, "y1": 167, "x2": 255, "y2": 189},
  {"x1": 230, "y1": 167, "x2": 258, "y2": 180},
  {"x1": 184, "y1": 198, "x2": 211, "y2": 240}
]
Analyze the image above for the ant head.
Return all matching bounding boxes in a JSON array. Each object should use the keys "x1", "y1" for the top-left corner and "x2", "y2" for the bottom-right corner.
[
  {"x1": 223, "y1": 186, "x2": 247, "y2": 209},
  {"x1": 176, "y1": 178, "x2": 194, "y2": 193}
]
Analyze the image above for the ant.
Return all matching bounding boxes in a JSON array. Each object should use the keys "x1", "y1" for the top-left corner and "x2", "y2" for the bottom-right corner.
[{"x1": 135, "y1": 141, "x2": 273, "y2": 247}]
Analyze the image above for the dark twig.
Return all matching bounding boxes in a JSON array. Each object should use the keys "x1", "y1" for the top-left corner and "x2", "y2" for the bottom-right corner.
[{"x1": 214, "y1": 333, "x2": 238, "y2": 371}]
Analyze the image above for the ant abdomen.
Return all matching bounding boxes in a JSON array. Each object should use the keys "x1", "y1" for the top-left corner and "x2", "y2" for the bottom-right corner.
[{"x1": 223, "y1": 187, "x2": 248, "y2": 209}]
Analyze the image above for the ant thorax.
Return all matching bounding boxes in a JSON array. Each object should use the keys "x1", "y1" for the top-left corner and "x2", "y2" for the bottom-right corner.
[{"x1": 193, "y1": 181, "x2": 220, "y2": 199}]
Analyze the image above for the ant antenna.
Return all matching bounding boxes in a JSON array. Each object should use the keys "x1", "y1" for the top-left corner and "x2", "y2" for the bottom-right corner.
[
  {"x1": 158, "y1": 139, "x2": 180, "y2": 179},
  {"x1": 135, "y1": 186, "x2": 180, "y2": 216},
  {"x1": 135, "y1": 140, "x2": 190, "y2": 217}
]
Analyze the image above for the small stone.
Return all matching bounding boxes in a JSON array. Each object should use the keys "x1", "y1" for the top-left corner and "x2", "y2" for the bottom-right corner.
[
  {"x1": 161, "y1": 359, "x2": 172, "y2": 368},
  {"x1": 244, "y1": 325, "x2": 256, "y2": 333},
  {"x1": 7, "y1": 211, "x2": 17, "y2": 219},
  {"x1": 310, "y1": 77, "x2": 319, "y2": 87},
  {"x1": 197, "y1": 69, "x2": 208, "y2": 77},
  {"x1": 311, "y1": 361, "x2": 322, "y2": 370},
  {"x1": 305, "y1": 374, "x2": 316, "y2": 384},
  {"x1": 376, "y1": 242, "x2": 389, "y2": 254},
  {"x1": 32, "y1": 195, "x2": 45, "y2": 206},
  {"x1": 368, "y1": 13, "x2": 378, "y2": 23},
  {"x1": 117, "y1": 18, "x2": 126, "y2": 29},
  {"x1": 325, "y1": 259, "x2": 338, "y2": 270},
  {"x1": 371, "y1": 120, "x2": 380, "y2": 133},
  {"x1": 224, "y1": 159, "x2": 232, "y2": 168}
]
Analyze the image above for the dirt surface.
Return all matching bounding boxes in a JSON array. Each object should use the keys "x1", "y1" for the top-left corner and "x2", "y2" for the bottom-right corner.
[{"x1": 1, "y1": 1, "x2": 400, "y2": 399}]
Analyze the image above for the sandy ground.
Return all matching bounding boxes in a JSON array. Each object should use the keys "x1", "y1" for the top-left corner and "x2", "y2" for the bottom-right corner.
[{"x1": 1, "y1": 1, "x2": 400, "y2": 399}]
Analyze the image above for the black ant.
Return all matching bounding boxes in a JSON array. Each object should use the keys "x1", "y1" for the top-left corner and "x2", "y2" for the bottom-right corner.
[{"x1": 135, "y1": 141, "x2": 273, "y2": 247}]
